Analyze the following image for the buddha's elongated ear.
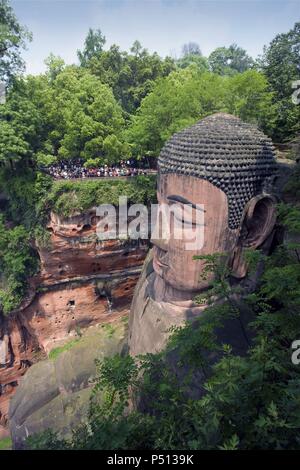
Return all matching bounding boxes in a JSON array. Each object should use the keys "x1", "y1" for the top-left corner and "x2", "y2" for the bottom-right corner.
[
  {"x1": 230, "y1": 195, "x2": 277, "y2": 278},
  {"x1": 239, "y1": 195, "x2": 278, "y2": 249}
]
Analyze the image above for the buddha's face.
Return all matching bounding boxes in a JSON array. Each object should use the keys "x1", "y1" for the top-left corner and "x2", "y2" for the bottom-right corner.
[{"x1": 152, "y1": 173, "x2": 238, "y2": 292}]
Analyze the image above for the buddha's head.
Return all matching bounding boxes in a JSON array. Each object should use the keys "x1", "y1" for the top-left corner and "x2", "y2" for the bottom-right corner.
[{"x1": 152, "y1": 113, "x2": 278, "y2": 294}]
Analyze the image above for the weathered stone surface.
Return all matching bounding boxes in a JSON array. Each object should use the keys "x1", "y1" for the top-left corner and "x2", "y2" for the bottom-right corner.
[
  {"x1": 9, "y1": 320, "x2": 127, "y2": 449},
  {"x1": 40, "y1": 210, "x2": 148, "y2": 284},
  {"x1": 0, "y1": 209, "x2": 148, "y2": 429}
]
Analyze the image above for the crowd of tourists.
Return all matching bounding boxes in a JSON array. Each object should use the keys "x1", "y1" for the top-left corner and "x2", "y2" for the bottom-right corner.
[{"x1": 44, "y1": 159, "x2": 154, "y2": 180}]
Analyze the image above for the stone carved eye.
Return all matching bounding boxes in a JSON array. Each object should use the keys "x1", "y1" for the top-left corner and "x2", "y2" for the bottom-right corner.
[{"x1": 166, "y1": 196, "x2": 204, "y2": 229}]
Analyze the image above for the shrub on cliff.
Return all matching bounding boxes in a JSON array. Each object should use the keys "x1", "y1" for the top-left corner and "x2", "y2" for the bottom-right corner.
[
  {"x1": 0, "y1": 168, "x2": 52, "y2": 228},
  {"x1": 0, "y1": 167, "x2": 52, "y2": 314},
  {"x1": 45, "y1": 175, "x2": 157, "y2": 217},
  {"x1": 0, "y1": 216, "x2": 38, "y2": 315}
]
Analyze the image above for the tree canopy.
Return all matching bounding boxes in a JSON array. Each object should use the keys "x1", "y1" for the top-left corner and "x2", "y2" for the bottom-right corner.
[
  {"x1": 28, "y1": 64, "x2": 127, "y2": 164},
  {"x1": 127, "y1": 67, "x2": 277, "y2": 157},
  {"x1": 208, "y1": 43, "x2": 254, "y2": 75},
  {"x1": 0, "y1": 12, "x2": 298, "y2": 172},
  {"x1": 261, "y1": 21, "x2": 300, "y2": 141},
  {"x1": 77, "y1": 28, "x2": 106, "y2": 67},
  {"x1": 0, "y1": 0, "x2": 31, "y2": 84},
  {"x1": 0, "y1": 78, "x2": 43, "y2": 166},
  {"x1": 177, "y1": 54, "x2": 209, "y2": 72},
  {"x1": 181, "y1": 41, "x2": 202, "y2": 57},
  {"x1": 87, "y1": 39, "x2": 176, "y2": 113}
]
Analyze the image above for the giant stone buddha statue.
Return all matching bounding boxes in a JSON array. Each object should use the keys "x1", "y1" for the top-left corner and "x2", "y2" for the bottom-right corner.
[
  {"x1": 8, "y1": 113, "x2": 279, "y2": 447},
  {"x1": 129, "y1": 113, "x2": 278, "y2": 356}
]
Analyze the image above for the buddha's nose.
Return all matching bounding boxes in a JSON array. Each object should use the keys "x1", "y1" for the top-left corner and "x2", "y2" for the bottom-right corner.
[
  {"x1": 150, "y1": 221, "x2": 169, "y2": 250},
  {"x1": 150, "y1": 202, "x2": 170, "y2": 250}
]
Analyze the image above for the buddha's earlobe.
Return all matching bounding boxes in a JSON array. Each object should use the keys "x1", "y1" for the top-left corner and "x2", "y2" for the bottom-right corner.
[
  {"x1": 240, "y1": 195, "x2": 277, "y2": 249},
  {"x1": 230, "y1": 195, "x2": 277, "y2": 278}
]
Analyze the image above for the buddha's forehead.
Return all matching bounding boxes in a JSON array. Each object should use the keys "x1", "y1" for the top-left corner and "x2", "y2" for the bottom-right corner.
[
  {"x1": 157, "y1": 113, "x2": 278, "y2": 229},
  {"x1": 158, "y1": 172, "x2": 228, "y2": 206}
]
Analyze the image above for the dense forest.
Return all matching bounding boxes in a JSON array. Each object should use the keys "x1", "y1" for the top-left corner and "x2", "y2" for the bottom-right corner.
[
  {"x1": 1, "y1": 1, "x2": 299, "y2": 170},
  {"x1": 0, "y1": 0, "x2": 300, "y2": 450}
]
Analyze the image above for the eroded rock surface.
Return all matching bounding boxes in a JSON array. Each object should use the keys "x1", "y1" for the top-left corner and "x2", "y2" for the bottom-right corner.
[
  {"x1": 0, "y1": 209, "x2": 148, "y2": 432},
  {"x1": 9, "y1": 320, "x2": 127, "y2": 449}
]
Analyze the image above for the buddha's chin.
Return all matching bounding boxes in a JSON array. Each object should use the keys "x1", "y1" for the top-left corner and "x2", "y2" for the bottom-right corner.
[
  {"x1": 152, "y1": 264, "x2": 214, "y2": 302},
  {"x1": 152, "y1": 272, "x2": 208, "y2": 308},
  {"x1": 153, "y1": 249, "x2": 211, "y2": 295}
]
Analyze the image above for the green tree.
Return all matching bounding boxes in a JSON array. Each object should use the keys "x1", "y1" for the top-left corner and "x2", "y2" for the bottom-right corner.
[
  {"x1": 127, "y1": 67, "x2": 275, "y2": 157},
  {"x1": 0, "y1": 0, "x2": 32, "y2": 83},
  {"x1": 208, "y1": 43, "x2": 254, "y2": 75},
  {"x1": 261, "y1": 22, "x2": 300, "y2": 141},
  {"x1": 181, "y1": 42, "x2": 202, "y2": 57},
  {"x1": 102, "y1": 134, "x2": 129, "y2": 164},
  {"x1": 0, "y1": 78, "x2": 43, "y2": 167},
  {"x1": 35, "y1": 66, "x2": 126, "y2": 162},
  {"x1": 127, "y1": 68, "x2": 225, "y2": 156},
  {"x1": 77, "y1": 28, "x2": 106, "y2": 67},
  {"x1": 44, "y1": 53, "x2": 65, "y2": 82},
  {"x1": 0, "y1": 215, "x2": 38, "y2": 314},
  {"x1": 177, "y1": 54, "x2": 209, "y2": 72},
  {"x1": 224, "y1": 69, "x2": 277, "y2": 134},
  {"x1": 88, "y1": 41, "x2": 176, "y2": 113}
]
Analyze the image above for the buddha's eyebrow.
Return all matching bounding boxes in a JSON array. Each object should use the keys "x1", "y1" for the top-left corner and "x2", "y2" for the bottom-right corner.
[{"x1": 167, "y1": 195, "x2": 205, "y2": 212}]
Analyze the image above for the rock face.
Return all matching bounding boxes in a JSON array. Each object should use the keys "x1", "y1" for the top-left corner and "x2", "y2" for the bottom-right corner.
[
  {"x1": 9, "y1": 320, "x2": 127, "y2": 449},
  {"x1": 40, "y1": 211, "x2": 147, "y2": 283},
  {"x1": 0, "y1": 209, "x2": 148, "y2": 433}
]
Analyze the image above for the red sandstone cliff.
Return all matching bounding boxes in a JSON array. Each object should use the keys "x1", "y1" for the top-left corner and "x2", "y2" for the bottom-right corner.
[{"x1": 0, "y1": 209, "x2": 148, "y2": 432}]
